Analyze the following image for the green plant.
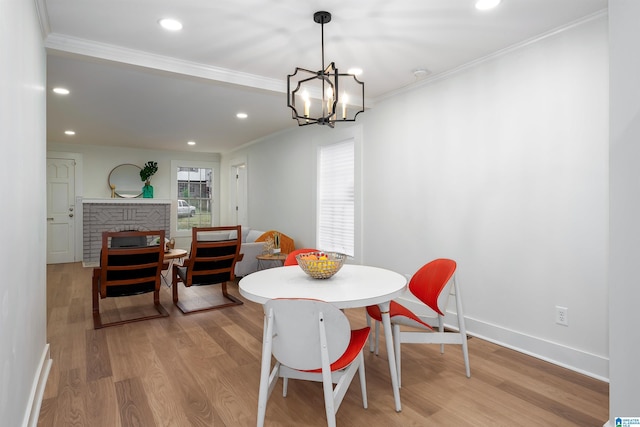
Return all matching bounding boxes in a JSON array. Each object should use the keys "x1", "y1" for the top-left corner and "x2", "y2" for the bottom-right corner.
[{"x1": 140, "y1": 161, "x2": 158, "y2": 184}]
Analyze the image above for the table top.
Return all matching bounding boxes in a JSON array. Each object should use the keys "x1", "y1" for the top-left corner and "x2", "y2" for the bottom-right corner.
[
  {"x1": 239, "y1": 264, "x2": 407, "y2": 309},
  {"x1": 164, "y1": 248, "x2": 187, "y2": 260}
]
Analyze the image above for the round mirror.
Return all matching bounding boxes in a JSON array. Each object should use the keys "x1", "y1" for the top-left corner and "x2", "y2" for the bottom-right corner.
[{"x1": 108, "y1": 164, "x2": 142, "y2": 198}]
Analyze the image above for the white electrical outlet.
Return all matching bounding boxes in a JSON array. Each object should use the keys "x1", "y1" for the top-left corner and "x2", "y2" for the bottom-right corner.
[{"x1": 556, "y1": 306, "x2": 569, "y2": 326}]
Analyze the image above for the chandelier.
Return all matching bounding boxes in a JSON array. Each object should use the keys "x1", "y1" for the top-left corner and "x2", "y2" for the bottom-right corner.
[{"x1": 287, "y1": 11, "x2": 365, "y2": 127}]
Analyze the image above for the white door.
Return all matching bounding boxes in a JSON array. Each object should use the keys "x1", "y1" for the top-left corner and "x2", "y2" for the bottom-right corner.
[
  {"x1": 47, "y1": 158, "x2": 76, "y2": 264},
  {"x1": 232, "y1": 164, "x2": 248, "y2": 226}
]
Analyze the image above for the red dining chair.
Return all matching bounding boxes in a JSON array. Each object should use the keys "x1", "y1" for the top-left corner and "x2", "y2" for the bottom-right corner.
[
  {"x1": 284, "y1": 248, "x2": 319, "y2": 266},
  {"x1": 257, "y1": 299, "x2": 370, "y2": 427},
  {"x1": 366, "y1": 258, "x2": 470, "y2": 386}
]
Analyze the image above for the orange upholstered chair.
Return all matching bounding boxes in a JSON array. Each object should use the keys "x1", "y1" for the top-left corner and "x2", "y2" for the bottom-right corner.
[{"x1": 255, "y1": 230, "x2": 295, "y2": 255}]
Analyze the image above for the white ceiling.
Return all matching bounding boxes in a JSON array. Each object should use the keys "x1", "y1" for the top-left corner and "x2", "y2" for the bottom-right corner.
[{"x1": 43, "y1": 0, "x2": 608, "y2": 154}]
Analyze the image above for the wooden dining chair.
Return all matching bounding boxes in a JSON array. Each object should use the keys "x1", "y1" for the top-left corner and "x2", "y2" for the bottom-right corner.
[
  {"x1": 172, "y1": 225, "x2": 243, "y2": 314},
  {"x1": 283, "y1": 248, "x2": 318, "y2": 266},
  {"x1": 257, "y1": 299, "x2": 370, "y2": 427},
  {"x1": 92, "y1": 230, "x2": 168, "y2": 329},
  {"x1": 366, "y1": 258, "x2": 470, "y2": 386}
]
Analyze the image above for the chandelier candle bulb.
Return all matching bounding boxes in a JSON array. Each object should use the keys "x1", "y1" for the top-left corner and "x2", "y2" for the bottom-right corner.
[{"x1": 342, "y1": 93, "x2": 348, "y2": 119}]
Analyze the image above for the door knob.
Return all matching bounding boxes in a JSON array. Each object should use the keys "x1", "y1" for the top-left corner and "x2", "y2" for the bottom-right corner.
[{"x1": 69, "y1": 214, "x2": 74, "y2": 218}]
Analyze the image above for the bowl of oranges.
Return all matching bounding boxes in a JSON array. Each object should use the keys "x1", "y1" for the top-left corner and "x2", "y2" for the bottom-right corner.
[{"x1": 295, "y1": 251, "x2": 347, "y2": 279}]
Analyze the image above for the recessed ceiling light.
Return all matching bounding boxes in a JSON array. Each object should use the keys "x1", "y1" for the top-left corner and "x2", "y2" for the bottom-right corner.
[
  {"x1": 236, "y1": 113, "x2": 248, "y2": 119},
  {"x1": 187, "y1": 141, "x2": 196, "y2": 146},
  {"x1": 64, "y1": 130, "x2": 75, "y2": 135},
  {"x1": 475, "y1": 0, "x2": 501, "y2": 10},
  {"x1": 53, "y1": 87, "x2": 70, "y2": 95},
  {"x1": 159, "y1": 18, "x2": 183, "y2": 31},
  {"x1": 347, "y1": 68, "x2": 363, "y2": 76}
]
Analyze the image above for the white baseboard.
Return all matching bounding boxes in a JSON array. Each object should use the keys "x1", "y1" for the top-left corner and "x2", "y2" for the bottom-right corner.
[
  {"x1": 23, "y1": 343, "x2": 52, "y2": 427},
  {"x1": 463, "y1": 315, "x2": 609, "y2": 382},
  {"x1": 395, "y1": 296, "x2": 609, "y2": 381}
]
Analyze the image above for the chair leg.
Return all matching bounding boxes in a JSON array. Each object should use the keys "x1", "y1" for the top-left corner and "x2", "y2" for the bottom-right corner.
[
  {"x1": 221, "y1": 282, "x2": 243, "y2": 305},
  {"x1": 455, "y1": 281, "x2": 471, "y2": 378},
  {"x1": 438, "y1": 315, "x2": 445, "y2": 354},
  {"x1": 321, "y1": 370, "x2": 337, "y2": 427},
  {"x1": 357, "y1": 352, "x2": 368, "y2": 409},
  {"x1": 366, "y1": 313, "x2": 373, "y2": 352},
  {"x1": 374, "y1": 321, "x2": 380, "y2": 355},
  {"x1": 172, "y1": 265, "x2": 180, "y2": 304},
  {"x1": 366, "y1": 313, "x2": 380, "y2": 355},
  {"x1": 92, "y1": 271, "x2": 103, "y2": 329},
  {"x1": 258, "y1": 311, "x2": 277, "y2": 427},
  {"x1": 174, "y1": 281, "x2": 243, "y2": 314}
]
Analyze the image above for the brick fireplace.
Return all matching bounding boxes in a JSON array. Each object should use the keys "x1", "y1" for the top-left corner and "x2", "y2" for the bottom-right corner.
[{"x1": 82, "y1": 199, "x2": 171, "y2": 266}]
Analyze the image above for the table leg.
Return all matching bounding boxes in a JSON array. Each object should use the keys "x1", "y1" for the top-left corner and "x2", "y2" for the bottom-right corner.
[
  {"x1": 162, "y1": 260, "x2": 174, "y2": 287},
  {"x1": 378, "y1": 301, "x2": 402, "y2": 412}
]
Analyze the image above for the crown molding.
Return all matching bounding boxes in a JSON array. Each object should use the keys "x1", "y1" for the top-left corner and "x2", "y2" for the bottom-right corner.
[
  {"x1": 374, "y1": 8, "x2": 608, "y2": 104},
  {"x1": 34, "y1": 0, "x2": 51, "y2": 39},
  {"x1": 44, "y1": 33, "x2": 287, "y2": 94}
]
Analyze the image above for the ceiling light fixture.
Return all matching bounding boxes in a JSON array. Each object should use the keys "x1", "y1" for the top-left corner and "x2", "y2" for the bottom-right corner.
[
  {"x1": 53, "y1": 87, "x2": 70, "y2": 95},
  {"x1": 64, "y1": 130, "x2": 75, "y2": 135},
  {"x1": 413, "y1": 68, "x2": 431, "y2": 79},
  {"x1": 159, "y1": 18, "x2": 183, "y2": 31},
  {"x1": 287, "y1": 11, "x2": 365, "y2": 128},
  {"x1": 236, "y1": 113, "x2": 248, "y2": 119},
  {"x1": 187, "y1": 141, "x2": 196, "y2": 146},
  {"x1": 475, "y1": 0, "x2": 501, "y2": 11}
]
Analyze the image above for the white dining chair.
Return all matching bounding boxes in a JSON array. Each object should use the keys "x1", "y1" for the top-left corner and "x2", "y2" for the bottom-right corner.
[
  {"x1": 257, "y1": 298, "x2": 370, "y2": 427},
  {"x1": 366, "y1": 258, "x2": 470, "y2": 386}
]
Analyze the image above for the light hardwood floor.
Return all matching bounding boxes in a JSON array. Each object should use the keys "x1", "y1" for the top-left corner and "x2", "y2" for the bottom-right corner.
[{"x1": 39, "y1": 262, "x2": 608, "y2": 426}]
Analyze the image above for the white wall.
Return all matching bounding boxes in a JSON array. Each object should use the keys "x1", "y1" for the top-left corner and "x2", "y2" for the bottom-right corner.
[
  {"x1": 222, "y1": 16, "x2": 609, "y2": 379},
  {"x1": 608, "y1": 0, "x2": 640, "y2": 422},
  {"x1": 48, "y1": 142, "x2": 220, "y2": 200},
  {"x1": 47, "y1": 143, "x2": 222, "y2": 249},
  {"x1": 0, "y1": 1, "x2": 49, "y2": 426}
]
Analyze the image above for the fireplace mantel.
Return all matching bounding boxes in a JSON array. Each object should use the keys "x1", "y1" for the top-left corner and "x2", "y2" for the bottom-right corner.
[{"x1": 82, "y1": 198, "x2": 172, "y2": 204}]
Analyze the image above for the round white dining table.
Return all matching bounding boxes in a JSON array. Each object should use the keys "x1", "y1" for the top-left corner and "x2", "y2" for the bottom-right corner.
[{"x1": 239, "y1": 264, "x2": 407, "y2": 412}]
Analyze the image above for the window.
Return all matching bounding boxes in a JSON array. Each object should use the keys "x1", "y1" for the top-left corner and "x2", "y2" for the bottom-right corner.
[
  {"x1": 176, "y1": 166, "x2": 213, "y2": 230},
  {"x1": 317, "y1": 138, "x2": 355, "y2": 256}
]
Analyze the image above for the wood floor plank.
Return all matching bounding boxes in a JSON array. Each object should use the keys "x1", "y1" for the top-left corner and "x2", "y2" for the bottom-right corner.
[
  {"x1": 39, "y1": 262, "x2": 609, "y2": 427},
  {"x1": 115, "y1": 377, "x2": 156, "y2": 427},
  {"x1": 85, "y1": 376, "x2": 120, "y2": 427},
  {"x1": 52, "y1": 368, "x2": 88, "y2": 426},
  {"x1": 151, "y1": 338, "x2": 224, "y2": 426},
  {"x1": 86, "y1": 328, "x2": 112, "y2": 382}
]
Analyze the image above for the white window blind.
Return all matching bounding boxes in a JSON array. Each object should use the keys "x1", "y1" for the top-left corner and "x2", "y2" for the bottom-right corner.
[{"x1": 317, "y1": 139, "x2": 355, "y2": 256}]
